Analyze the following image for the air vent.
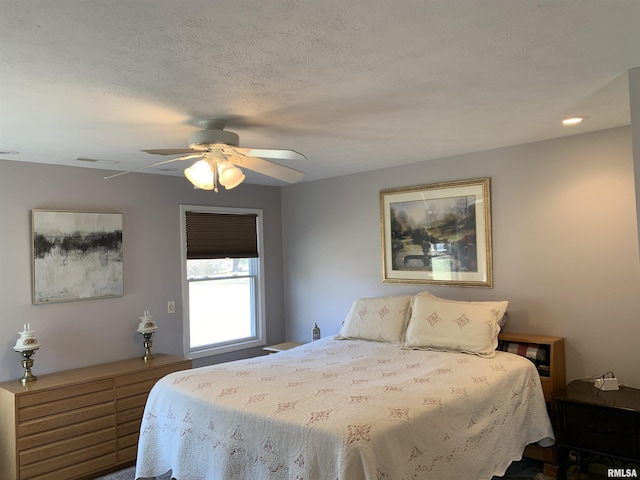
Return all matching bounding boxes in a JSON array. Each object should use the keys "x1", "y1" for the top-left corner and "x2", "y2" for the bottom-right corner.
[{"x1": 75, "y1": 157, "x2": 119, "y2": 164}]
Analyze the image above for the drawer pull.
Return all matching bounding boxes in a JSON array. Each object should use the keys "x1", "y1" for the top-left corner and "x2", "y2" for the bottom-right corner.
[{"x1": 588, "y1": 424, "x2": 614, "y2": 435}]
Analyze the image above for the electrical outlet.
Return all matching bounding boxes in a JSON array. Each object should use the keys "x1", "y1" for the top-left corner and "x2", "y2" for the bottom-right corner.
[{"x1": 167, "y1": 301, "x2": 175, "y2": 314}]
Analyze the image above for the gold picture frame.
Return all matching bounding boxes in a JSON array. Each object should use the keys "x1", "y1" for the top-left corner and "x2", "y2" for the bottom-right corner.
[{"x1": 380, "y1": 178, "x2": 493, "y2": 287}]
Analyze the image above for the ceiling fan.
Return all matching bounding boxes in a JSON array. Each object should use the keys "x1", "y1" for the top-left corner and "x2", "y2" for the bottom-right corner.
[{"x1": 105, "y1": 119, "x2": 306, "y2": 191}]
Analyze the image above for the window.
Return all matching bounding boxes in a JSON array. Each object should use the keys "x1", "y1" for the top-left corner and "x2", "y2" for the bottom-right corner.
[{"x1": 180, "y1": 205, "x2": 265, "y2": 358}]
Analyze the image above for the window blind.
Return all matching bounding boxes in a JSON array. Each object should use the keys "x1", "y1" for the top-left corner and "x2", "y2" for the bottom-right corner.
[{"x1": 185, "y1": 211, "x2": 258, "y2": 259}]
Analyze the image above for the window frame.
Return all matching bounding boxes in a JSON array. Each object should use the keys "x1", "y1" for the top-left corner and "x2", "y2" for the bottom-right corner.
[{"x1": 180, "y1": 205, "x2": 266, "y2": 358}]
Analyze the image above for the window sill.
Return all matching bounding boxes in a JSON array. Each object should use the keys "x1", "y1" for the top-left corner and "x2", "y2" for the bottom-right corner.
[{"x1": 187, "y1": 337, "x2": 266, "y2": 359}]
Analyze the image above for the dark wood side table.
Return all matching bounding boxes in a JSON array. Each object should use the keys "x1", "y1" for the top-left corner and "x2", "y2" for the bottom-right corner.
[{"x1": 554, "y1": 380, "x2": 640, "y2": 479}]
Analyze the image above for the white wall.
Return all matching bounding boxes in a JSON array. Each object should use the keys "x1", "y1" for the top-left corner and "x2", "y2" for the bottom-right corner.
[
  {"x1": 0, "y1": 160, "x2": 286, "y2": 382},
  {"x1": 282, "y1": 126, "x2": 640, "y2": 387}
]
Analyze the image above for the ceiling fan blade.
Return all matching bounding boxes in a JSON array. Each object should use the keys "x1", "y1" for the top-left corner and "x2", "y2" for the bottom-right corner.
[
  {"x1": 230, "y1": 155, "x2": 304, "y2": 183},
  {"x1": 142, "y1": 148, "x2": 198, "y2": 156},
  {"x1": 104, "y1": 153, "x2": 203, "y2": 179},
  {"x1": 232, "y1": 147, "x2": 306, "y2": 161}
]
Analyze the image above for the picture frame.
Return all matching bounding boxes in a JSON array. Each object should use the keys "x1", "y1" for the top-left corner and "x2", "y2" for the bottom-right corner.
[
  {"x1": 31, "y1": 209, "x2": 124, "y2": 303},
  {"x1": 380, "y1": 178, "x2": 493, "y2": 287}
]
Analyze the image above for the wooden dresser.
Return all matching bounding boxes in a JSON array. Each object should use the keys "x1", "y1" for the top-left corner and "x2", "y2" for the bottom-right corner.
[{"x1": 0, "y1": 354, "x2": 191, "y2": 480}]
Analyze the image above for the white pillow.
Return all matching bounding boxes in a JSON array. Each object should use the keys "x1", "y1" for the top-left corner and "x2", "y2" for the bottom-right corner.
[
  {"x1": 336, "y1": 295, "x2": 412, "y2": 343},
  {"x1": 402, "y1": 292, "x2": 508, "y2": 357}
]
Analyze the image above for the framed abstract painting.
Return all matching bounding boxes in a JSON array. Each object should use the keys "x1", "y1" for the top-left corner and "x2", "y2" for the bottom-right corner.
[{"x1": 31, "y1": 210, "x2": 123, "y2": 303}]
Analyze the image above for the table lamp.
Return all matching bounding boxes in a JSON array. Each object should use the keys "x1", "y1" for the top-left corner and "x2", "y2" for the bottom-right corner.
[
  {"x1": 136, "y1": 310, "x2": 158, "y2": 362},
  {"x1": 13, "y1": 324, "x2": 41, "y2": 384}
]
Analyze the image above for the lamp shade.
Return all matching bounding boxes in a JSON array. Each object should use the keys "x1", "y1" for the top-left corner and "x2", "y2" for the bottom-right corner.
[
  {"x1": 136, "y1": 311, "x2": 158, "y2": 334},
  {"x1": 13, "y1": 325, "x2": 41, "y2": 352},
  {"x1": 218, "y1": 161, "x2": 245, "y2": 189},
  {"x1": 184, "y1": 159, "x2": 214, "y2": 190}
]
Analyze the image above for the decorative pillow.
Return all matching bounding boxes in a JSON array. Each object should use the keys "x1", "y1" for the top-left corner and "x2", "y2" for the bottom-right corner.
[
  {"x1": 336, "y1": 295, "x2": 412, "y2": 343},
  {"x1": 402, "y1": 292, "x2": 508, "y2": 357}
]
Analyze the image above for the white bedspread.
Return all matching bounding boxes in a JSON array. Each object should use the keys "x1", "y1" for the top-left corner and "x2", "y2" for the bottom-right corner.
[{"x1": 136, "y1": 338, "x2": 554, "y2": 480}]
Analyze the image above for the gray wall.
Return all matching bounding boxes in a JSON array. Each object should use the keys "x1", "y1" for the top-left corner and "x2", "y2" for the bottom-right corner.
[
  {"x1": 282, "y1": 126, "x2": 640, "y2": 387},
  {"x1": 2, "y1": 126, "x2": 639, "y2": 387},
  {"x1": 0, "y1": 160, "x2": 286, "y2": 382},
  {"x1": 631, "y1": 67, "x2": 640, "y2": 257}
]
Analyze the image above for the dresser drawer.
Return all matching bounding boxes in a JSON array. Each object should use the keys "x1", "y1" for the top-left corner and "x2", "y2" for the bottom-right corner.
[
  {"x1": 116, "y1": 377, "x2": 159, "y2": 400},
  {"x1": 18, "y1": 381, "x2": 113, "y2": 422},
  {"x1": 564, "y1": 403, "x2": 638, "y2": 459},
  {"x1": 19, "y1": 427, "x2": 115, "y2": 466},
  {"x1": 115, "y1": 363, "x2": 187, "y2": 391},
  {"x1": 19, "y1": 402, "x2": 113, "y2": 437},
  {"x1": 118, "y1": 444, "x2": 138, "y2": 464},
  {"x1": 21, "y1": 451, "x2": 117, "y2": 480},
  {"x1": 18, "y1": 414, "x2": 115, "y2": 450},
  {"x1": 18, "y1": 379, "x2": 113, "y2": 409},
  {"x1": 116, "y1": 404, "x2": 145, "y2": 426},
  {"x1": 117, "y1": 417, "x2": 143, "y2": 438},
  {"x1": 116, "y1": 390, "x2": 148, "y2": 412}
]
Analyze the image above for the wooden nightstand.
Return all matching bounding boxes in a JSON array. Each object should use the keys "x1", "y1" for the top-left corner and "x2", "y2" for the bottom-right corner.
[
  {"x1": 497, "y1": 332, "x2": 566, "y2": 478},
  {"x1": 263, "y1": 341, "x2": 304, "y2": 354},
  {"x1": 554, "y1": 380, "x2": 640, "y2": 479}
]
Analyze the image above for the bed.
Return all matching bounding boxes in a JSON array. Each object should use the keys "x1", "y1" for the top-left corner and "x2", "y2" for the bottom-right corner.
[{"x1": 135, "y1": 292, "x2": 555, "y2": 480}]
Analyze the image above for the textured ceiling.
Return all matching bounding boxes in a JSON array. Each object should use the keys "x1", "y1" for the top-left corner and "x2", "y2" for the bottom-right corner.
[{"x1": 1, "y1": 0, "x2": 640, "y2": 186}]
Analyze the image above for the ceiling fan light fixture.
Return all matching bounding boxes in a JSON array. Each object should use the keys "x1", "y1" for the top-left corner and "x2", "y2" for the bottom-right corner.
[
  {"x1": 184, "y1": 159, "x2": 214, "y2": 190},
  {"x1": 218, "y1": 160, "x2": 245, "y2": 189},
  {"x1": 112, "y1": 118, "x2": 305, "y2": 187},
  {"x1": 223, "y1": 171, "x2": 245, "y2": 190}
]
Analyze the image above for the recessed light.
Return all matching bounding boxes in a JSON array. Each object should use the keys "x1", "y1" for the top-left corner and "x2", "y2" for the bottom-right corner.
[{"x1": 562, "y1": 117, "x2": 586, "y2": 126}]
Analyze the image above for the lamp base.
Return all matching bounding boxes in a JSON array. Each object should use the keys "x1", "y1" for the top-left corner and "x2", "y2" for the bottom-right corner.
[
  {"x1": 142, "y1": 332, "x2": 155, "y2": 362},
  {"x1": 19, "y1": 350, "x2": 37, "y2": 384}
]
